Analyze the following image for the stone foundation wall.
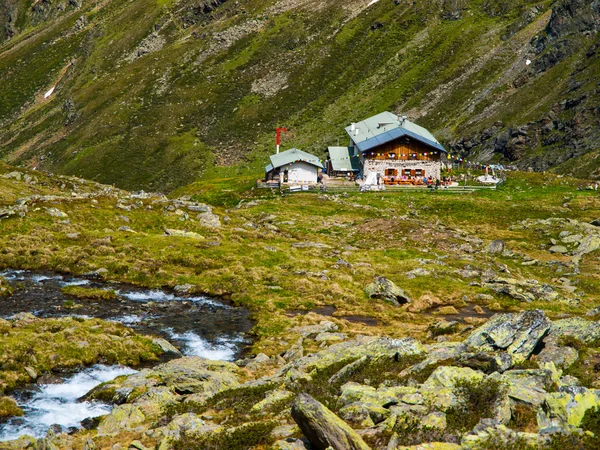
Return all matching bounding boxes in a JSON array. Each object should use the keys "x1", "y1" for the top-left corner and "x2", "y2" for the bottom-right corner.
[{"x1": 363, "y1": 159, "x2": 441, "y2": 180}]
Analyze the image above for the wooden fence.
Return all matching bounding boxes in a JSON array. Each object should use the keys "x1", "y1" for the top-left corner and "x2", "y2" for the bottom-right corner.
[{"x1": 256, "y1": 178, "x2": 504, "y2": 194}]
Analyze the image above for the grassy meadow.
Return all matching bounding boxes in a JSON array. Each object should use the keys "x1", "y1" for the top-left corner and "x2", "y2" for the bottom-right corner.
[{"x1": 1, "y1": 163, "x2": 599, "y2": 354}]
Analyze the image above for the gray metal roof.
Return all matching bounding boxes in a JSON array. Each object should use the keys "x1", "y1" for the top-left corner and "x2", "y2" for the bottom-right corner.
[
  {"x1": 327, "y1": 147, "x2": 359, "y2": 172},
  {"x1": 344, "y1": 111, "x2": 446, "y2": 154},
  {"x1": 265, "y1": 148, "x2": 324, "y2": 172}
]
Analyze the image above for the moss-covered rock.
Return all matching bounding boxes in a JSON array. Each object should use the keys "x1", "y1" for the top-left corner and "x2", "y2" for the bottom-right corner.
[
  {"x1": 87, "y1": 357, "x2": 241, "y2": 405},
  {"x1": 97, "y1": 404, "x2": 147, "y2": 436},
  {"x1": 547, "y1": 317, "x2": 600, "y2": 345},
  {"x1": 283, "y1": 336, "x2": 425, "y2": 376},
  {"x1": 423, "y1": 366, "x2": 485, "y2": 389},
  {"x1": 537, "y1": 387, "x2": 600, "y2": 430},
  {"x1": 0, "y1": 396, "x2": 23, "y2": 418},
  {"x1": 0, "y1": 277, "x2": 13, "y2": 297}
]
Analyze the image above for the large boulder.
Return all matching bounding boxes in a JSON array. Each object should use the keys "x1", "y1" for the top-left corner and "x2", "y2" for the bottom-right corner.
[
  {"x1": 573, "y1": 235, "x2": 600, "y2": 257},
  {"x1": 97, "y1": 404, "x2": 146, "y2": 436},
  {"x1": 423, "y1": 366, "x2": 484, "y2": 389},
  {"x1": 365, "y1": 277, "x2": 411, "y2": 306},
  {"x1": 537, "y1": 387, "x2": 600, "y2": 430},
  {"x1": 546, "y1": 317, "x2": 600, "y2": 344},
  {"x1": 465, "y1": 310, "x2": 551, "y2": 364},
  {"x1": 291, "y1": 393, "x2": 371, "y2": 450},
  {"x1": 489, "y1": 368, "x2": 559, "y2": 407},
  {"x1": 482, "y1": 277, "x2": 563, "y2": 302},
  {"x1": 197, "y1": 211, "x2": 221, "y2": 228},
  {"x1": 280, "y1": 336, "x2": 424, "y2": 375},
  {"x1": 87, "y1": 357, "x2": 241, "y2": 404}
]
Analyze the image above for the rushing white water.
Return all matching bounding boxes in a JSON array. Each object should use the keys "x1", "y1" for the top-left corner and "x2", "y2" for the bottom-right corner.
[
  {"x1": 0, "y1": 270, "x2": 24, "y2": 281},
  {"x1": 0, "y1": 365, "x2": 136, "y2": 441},
  {"x1": 110, "y1": 314, "x2": 148, "y2": 325},
  {"x1": 116, "y1": 289, "x2": 226, "y2": 308},
  {"x1": 60, "y1": 278, "x2": 91, "y2": 286},
  {"x1": 165, "y1": 329, "x2": 238, "y2": 360},
  {"x1": 31, "y1": 274, "x2": 61, "y2": 283}
]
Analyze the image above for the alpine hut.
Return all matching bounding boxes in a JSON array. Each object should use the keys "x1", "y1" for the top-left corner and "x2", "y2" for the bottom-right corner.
[
  {"x1": 345, "y1": 112, "x2": 447, "y2": 182},
  {"x1": 265, "y1": 148, "x2": 324, "y2": 184}
]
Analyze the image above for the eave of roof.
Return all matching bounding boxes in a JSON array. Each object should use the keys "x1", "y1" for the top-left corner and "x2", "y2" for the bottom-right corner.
[
  {"x1": 345, "y1": 111, "x2": 446, "y2": 154},
  {"x1": 355, "y1": 128, "x2": 447, "y2": 154},
  {"x1": 268, "y1": 148, "x2": 324, "y2": 171}
]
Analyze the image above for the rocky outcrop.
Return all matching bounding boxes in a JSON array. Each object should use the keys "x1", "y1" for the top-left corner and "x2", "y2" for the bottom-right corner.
[
  {"x1": 482, "y1": 276, "x2": 564, "y2": 303},
  {"x1": 87, "y1": 357, "x2": 241, "y2": 404},
  {"x1": 7, "y1": 309, "x2": 598, "y2": 449},
  {"x1": 291, "y1": 393, "x2": 371, "y2": 450},
  {"x1": 538, "y1": 387, "x2": 600, "y2": 430},
  {"x1": 465, "y1": 310, "x2": 550, "y2": 363}
]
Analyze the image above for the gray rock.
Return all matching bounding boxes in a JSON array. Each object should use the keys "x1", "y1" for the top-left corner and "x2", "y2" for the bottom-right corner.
[
  {"x1": 586, "y1": 306, "x2": 600, "y2": 316},
  {"x1": 197, "y1": 212, "x2": 221, "y2": 228},
  {"x1": 187, "y1": 204, "x2": 210, "y2": 213},
  {"x1": 45, "y1": 207, "x2": 68, "y2": 218},
  {"x1": 152, "y1": 338, "x2": 182, "y2": 357},
  {"x1": 282, "y1": 338, "x2": 304, "y2": 362},
  {"x1": 561, "y1": 234, "x2": 581, "y2": 244},
  {"x1": 406, "y1": 268, "x2": 431, "y2": 278},
  {"x1": 487, "y1": 240, "x2": 505, "y2": 254},
  {"x1": 291, "y1": 393, "x2": 371, "y2": 450},
  {"x1": 272, "y1": 439, "x2": 309, "y2": 450},
  {"x1": 465, "y1": 310, "x2": 551, "y2": 364},
  {"x1": 483, "y1": 277, "x2": 563, "y2": 303},
  {"x1": 573, "y1": 235, "x2": 600, "y2": 257},
  {"x1": 163, "y1": 228, "x2": 204, "y2": 240},
  {"x1": 365, "y1": 276, "x2": 411, "y2": 306},
  {"x1": 547, "y1": 317, "x2": 600, "y2": 344},
  {"x1": 549, "y1": 245, "x2": 568, "y2": 254},
  {"x1": 291, "y1": 321, "x2": 338, "y2": 338},
  {"x1": 536, "y1": 345, "x2": 578, "y2": 369},
  {"x1": 173, "y1": 284, "x2": 194, "y2": 294},
  {"x1": 315, "y1": 332, "x2": 346, "y2": 343}
]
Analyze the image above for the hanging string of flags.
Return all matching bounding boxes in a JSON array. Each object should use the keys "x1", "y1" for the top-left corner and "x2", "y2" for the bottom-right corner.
[{"x1": 278, "y1": 151, "x2": 494, "y2": 171}]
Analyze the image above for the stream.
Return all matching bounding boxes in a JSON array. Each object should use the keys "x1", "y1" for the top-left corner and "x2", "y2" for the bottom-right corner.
[{"x1": 0, "y1": 270, "x2": 254, "y2": 440}]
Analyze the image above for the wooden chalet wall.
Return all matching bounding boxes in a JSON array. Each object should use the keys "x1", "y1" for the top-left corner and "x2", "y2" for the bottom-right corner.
[{"x1": 362, "y1": 138, "x2": 441, "y2": 161}]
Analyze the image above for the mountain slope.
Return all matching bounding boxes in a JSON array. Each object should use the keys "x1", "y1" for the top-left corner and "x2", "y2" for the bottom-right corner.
[{"x1": 0, "y1": 0, "x2": 598, "y2": 191}]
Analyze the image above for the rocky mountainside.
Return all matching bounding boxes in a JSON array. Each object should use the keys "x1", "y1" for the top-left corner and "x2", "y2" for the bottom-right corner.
[
  {"x1": 16, "y1": 310, "x2": 600, "y2": 450},
  {"x1": 0, "y1": 0, "x2": 598, "y2": 191}
]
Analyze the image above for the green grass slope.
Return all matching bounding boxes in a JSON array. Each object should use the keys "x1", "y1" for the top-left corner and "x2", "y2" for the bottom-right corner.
[{"x1": 0, "y1": 0, "x2": 598, "y2": 191}]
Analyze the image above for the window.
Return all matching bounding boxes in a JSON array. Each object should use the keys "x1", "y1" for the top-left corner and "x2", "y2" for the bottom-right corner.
[{"x1": 385, "y1": 168, "x2": 398, "y2": 177}]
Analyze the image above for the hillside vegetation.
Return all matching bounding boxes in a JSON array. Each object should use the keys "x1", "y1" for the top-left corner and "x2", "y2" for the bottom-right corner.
[{"x1": 0, "y1": 0, "x2": 598, "y2": 191}]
